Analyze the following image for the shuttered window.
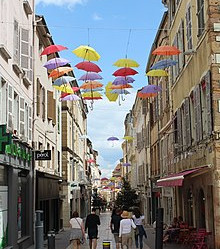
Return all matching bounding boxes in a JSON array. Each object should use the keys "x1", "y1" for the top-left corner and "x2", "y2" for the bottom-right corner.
[
  {"x1": 47, "y1": 91, "x2": 56, "y2": 125},
  {"x1": 13, "y1": 20, "x2": 19, "y2": 64},
  {"x1": 205, "y1": 71, "x2": 212, "y2": 136},
  {"x1": 176, "y1": 109, "x2": 183, "y2": 152},
  {"x1": 194, "y1": 85, "x2": 203, "y2": 142},
  {"x1": 36, "y1": 79, "x2": 41, "y2": 116},
  {"x1": 20, "y1": 28, "x2": 29, "y2": 70},
  {"x1": 197, "y1": 0, "x2": 205, "y2": 37},
  {"x1": 42, "y1": 87, "x2": 45, "y2": 120},
  {"x1": 177, "y1": 20, "x2": 185, "y2": 70},
  {"x1": 19, "y1": 97, "x2": 25, "y2": 136},
  {"x1": 184, "y1": 97, "x2": 191, "y2": 147},
  {"x1": 13, "y1": 91, "x2": 19, "y2": 132},
  {"x1": 186, "y1": 4, "x2": 193, "y2": 50},
  {"x1": 7, "y1": 84, "x2": 13, "y2": 130},
  {"x1": 28, "y1": 106, "x2": 32, "y2": 141}
]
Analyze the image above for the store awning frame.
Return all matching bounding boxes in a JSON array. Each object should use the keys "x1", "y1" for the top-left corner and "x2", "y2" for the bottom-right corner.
[{"x1": 157, "y1": 166, "x2": 210, "y2": 187}]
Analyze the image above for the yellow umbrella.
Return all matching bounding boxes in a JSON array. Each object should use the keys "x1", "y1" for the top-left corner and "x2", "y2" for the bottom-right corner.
[
  {"x1": 72, "y1": 45, "x2": 101, "y2": 61},
  {"x1": 146, "y1": 69, "x2": 168, "y2": 77},
  {"x1": 105, "y1": 82, "x2": 118, "y2": 102},
  {"x1": 113, "y1": 58, "x2": 139, "y2": 68},
  {"x1": 82, "y1": 92, "x2": 102, "y2": 98},
  {"x1": 53, "y1": 85, "x2": 74, "y2": 93},
  {"x1": 110, "y1": 177, "x2": 116, "y2": 181},
  {"x1": 123, "y1": 136, "x2": 134, "y2": 141}
]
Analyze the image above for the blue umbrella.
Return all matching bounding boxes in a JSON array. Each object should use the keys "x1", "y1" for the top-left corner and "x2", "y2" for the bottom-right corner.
[
  {"x1": 53, "y1": 76, "x2": 75, "y2": 86},
  {"x1": 107, "y1": 136, "x2": 119, "y2": 141},
  {"x1": 81, "y1": 88, "x2": 103, "y2": 93},
  {"x1": 150, "y1": 59, "x2": 177, "y2": 70},
  {"x1": 112, "y1": 76, "x2": 135, "y2": 85},
  {"x1": 110, "y1": 89, "x2": 130, "y2": 95}
]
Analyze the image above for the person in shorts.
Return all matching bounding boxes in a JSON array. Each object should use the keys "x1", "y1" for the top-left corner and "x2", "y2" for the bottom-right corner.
[
  {"x1": 85, "y1": 208, "x2": 100, "y2": 249},
  {"x1": 110, "y1": 208, "x2": 122, "y2": 249}
]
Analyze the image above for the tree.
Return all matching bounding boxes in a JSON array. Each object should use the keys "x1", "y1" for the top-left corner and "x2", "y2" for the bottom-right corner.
[{"x1": 115, "y1": 178, "x2": 139, "y2": 210}]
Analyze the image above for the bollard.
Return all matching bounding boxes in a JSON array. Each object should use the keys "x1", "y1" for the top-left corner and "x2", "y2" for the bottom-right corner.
[
  {"x1": 155, "y1": 208, "x2": 164, "y2": 249},
  {"x1": 103, "y1": 241, "x2": 111, "y2": 249},
  {"x1": 48, "y1": 231, "x2": 55, "y2": 249},
  {"x1": 35, "y1": 210, "x2": 44, "y2": 249}
]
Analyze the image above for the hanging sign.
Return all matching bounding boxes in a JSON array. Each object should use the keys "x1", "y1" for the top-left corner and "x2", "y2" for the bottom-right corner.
[{"x1": 35, "y1": 150, "x2": 51, "y2": 161}]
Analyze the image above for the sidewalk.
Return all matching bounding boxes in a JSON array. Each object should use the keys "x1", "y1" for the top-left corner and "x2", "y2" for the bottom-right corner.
[{"x1": 28, "y1": 212, "x2": 182, "y2": 249}]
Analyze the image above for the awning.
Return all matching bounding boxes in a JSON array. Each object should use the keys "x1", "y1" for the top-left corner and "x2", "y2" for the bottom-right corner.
[{"x1": 157, "y1": 166, "x2": 210, "y2": 187}]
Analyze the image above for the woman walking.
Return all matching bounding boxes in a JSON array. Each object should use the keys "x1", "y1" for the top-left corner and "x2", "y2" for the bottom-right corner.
[
  {"x1": 132, "y1": 209, "x2": 147, "y2": 249},
  {"x1": 119, "y1": 211, "x2": 136, "y2": 249},
  {"x1": 69, "y1": 211, "x2": 85, "y2": 249}
]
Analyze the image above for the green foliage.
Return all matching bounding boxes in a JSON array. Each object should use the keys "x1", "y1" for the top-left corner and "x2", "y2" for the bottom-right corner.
[{"x1": 115, "y1": 178, "x2": 139, "y2": 210}]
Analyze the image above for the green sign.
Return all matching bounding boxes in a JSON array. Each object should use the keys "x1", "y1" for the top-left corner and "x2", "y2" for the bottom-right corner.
[{"x1": 0, "y1": 125, "x2": 12, "y2": 154}]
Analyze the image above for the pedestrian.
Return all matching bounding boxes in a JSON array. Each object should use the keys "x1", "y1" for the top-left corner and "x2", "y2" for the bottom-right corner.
[
  {"x1": 132, "y1": 209, "x2": 147, "y2": 249},
  {"x1": 110, "y1": 208, "x2": 122, "y2": 249},
  {"x1": 85, "y1": 208, "x2": 100, "y2": 249},
  {"x1": 69, "y1": 211, "x2": 85, "y2": 249},
  {"x1": 119, "y1": 210, "x2": 136, "y2": 249}
]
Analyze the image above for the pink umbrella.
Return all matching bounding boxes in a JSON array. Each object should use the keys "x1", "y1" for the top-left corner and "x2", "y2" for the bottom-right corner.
[
  {"x1": 41, "y1": 45, "x2": 68, "y2": 56},
  {"x1": 87, "y1": 159, "x2": 95, "y2": 163},
  {"x1": 60, "y1": 94, "x2": 80, "y2": 101}
]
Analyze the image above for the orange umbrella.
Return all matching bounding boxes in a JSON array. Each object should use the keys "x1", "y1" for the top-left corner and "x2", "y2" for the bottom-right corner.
[
  {"x1": 137, "y1": 92, "x2": 158, "y2": 98},
  {"x1": 110, "y1": 84, "x2": 133, "y2": 89},
  {"x1": 48, "y1": 67, "x2": 73, "y2": 78},
  {"x1": 80, "y1": 81, "x2": 103, "y2": 89},
  {"x1": 152, "y1": 45, "x2": 181, "y2": 56}
]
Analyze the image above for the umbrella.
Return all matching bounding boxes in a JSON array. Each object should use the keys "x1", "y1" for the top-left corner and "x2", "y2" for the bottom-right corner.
[
  {"x1": 150, "y1": 59, "x2": 177, "y2": 70},
  {"x1": 140, "y1": 85, "x2": 162, "y2": 93},
  {"x1": 107, "y1": 136, "x2": 119, "y2": 141},
  {"x1": 81, "y1": 88, "x2": 103, "y2": 93},
  {"x1": 105, "y1": 82, "x2": 119, "y2": 102},
  {"x1": 72, "y1": 45, "x2": 101, "y2": 61},
  {"x1": 152, "y1": 45, "x2": 181, "y2": 56},
  {"x1": 83, "y1": 96, "x2": 102, "y2": 100},
  {"x1": 113, "y1": 58, "x2": 139, "y2": 68},
  {"x1": 79, "y1": 72, "x2": 103, "y2": 81},
  {"x1": 48, "y1": 67, "x2": 73, "y2": 79},
  {"x1": 108, "y1": 182, "x2": 114, "y2": 186},
  {"x1": 53, "y1": 85, "x2": 75, "y2": 93},
  {"x1": 112, "y1": 76, "x2": 135, "y2": 85},
  {"x1": 113, "y1": 67, "x2": 138, "y2": 76},
  {"x1": 80, "y1": 81, "x2": 103, "y2": 89},
  {"x1": 102, "y1": 186, "x2": 110, "y2": 190},
  {"x1": 137, "y1": 92, "x2": 158, "y2": 98},
  {"x1": 110, "y1": 177, "x2": 116, "y2": 181},
  {"x1": 60, "y1": 94, "x2": 80, "y2": 101},
  {"x1": 75, "y1": 61, "x2": 102, "y2": 73},
  {"x1": 53, "y1": 76, "x2": 75, "y2": 86},
  {"x1": 146, "y1": 69, "x2": 168, "y2": 77},
  {"x1": 110, "y1": 84, "x2": 133, "y2": 89},
  {"x1": 123, "y1": 163, "x2": 131, "y2": 166},
  {"x1": 41, "y1": 44, "x2": 68, "y2": 56},
  {"x1": 123, "y1": 136, "x2": 134, "y2": 141},
  {"x1": 43, "y1": 58, "x2": 70, "y2": 70},
  {"x1": 110, "y1": 89, "x2": 130, "y2": 95},
  {"x1": 87, "y1": 159, "x2": 95, "y2": 163},
  {"x1": 101, "y1": 177, "x2": 109, "y2": 181}
]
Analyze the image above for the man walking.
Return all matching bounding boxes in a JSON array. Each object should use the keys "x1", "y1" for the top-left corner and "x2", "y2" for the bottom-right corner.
[
  {"x1": 85, "y1": 208, "x2": 100, "y2": 249},
  {"x1": 110, "y1": 208, "x2": 122, "y2": 249}
]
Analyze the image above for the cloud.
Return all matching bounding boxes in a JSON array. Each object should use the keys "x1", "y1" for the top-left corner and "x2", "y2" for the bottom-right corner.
[
  {"x1": 98, "y1": 155, "x2": 120, "y2": 178},
  {"x1": 35, "y1": 0, "x2": 87, "y2": 7},
  {"x1": 92, "y1": 13, "x2": 103, "y2": 21}
]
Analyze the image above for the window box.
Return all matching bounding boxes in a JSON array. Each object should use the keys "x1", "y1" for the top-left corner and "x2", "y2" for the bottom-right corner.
[
  {"x1": 23, "y1": 76, "x2": 31, "y2": 88},
  {"x1": 23, "y1": 0, "x2": 33, "y2": 15},
  {"x1": 12, "y1": 64, "x2": 24, "y2": 76},
  {"x1": 0, "y1": 44, "x2": 11, "y2": 61}
]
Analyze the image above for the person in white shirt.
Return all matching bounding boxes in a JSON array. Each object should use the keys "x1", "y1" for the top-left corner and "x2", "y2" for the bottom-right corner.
[
  {"x1": 119, "y1": 211, "x2": 136, "y2": 249},
  {"x1": 69, "y1": 211, "x2": 85, "y2": 249}
]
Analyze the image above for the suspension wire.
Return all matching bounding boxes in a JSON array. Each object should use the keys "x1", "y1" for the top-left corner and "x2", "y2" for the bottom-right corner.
[
  {"x1": 125, "y1": 29, "x2": 132, "y2": 59},
  {"x1": 88, "y1": 28, "x2": 90, "y2": 46}
]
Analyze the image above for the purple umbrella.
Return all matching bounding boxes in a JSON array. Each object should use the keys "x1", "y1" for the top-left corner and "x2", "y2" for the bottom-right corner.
[
  {"x1": 79, "y1": 72, "x2": 103, "y2": 81},
  {"x1": 123, "y1": 163, "x2": 131, "y2": 166},
  {"x1": 43, "y1": 58, "x2": 70, "y2": 70},
  {"x1": 140, "y1": 85, "x2": 162, "y2": 94},
  {"x1": 60, "y1": 94, "x2": 80, "y2": 101},
  {"x1": 110, "y1": 89, "x2": 130, "y2": 95},
  {"x1": 112, "y1": 76, "x2": 135, "y2": 85},
  {"x1": 107, "y1": 136, "x2": 119, "y2": 141}
]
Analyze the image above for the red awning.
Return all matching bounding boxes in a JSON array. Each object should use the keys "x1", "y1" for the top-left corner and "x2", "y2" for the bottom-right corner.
[{"x1": 157, "y1": 166, "x2": 209, "y2": 187}]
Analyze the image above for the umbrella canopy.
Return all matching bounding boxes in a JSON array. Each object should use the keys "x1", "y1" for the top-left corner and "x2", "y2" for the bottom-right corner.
[
  {"x1": 79, "y1": 72, "x2": 103, "y2": 81},
  {"x1": 60, "y1": 94, "x2": 80, "y2": 101},
  {"x1": 146, "y1": 69, "x2": 168, "y2": 77},
  {"x1": 112, "y1": 76, "x2": 135, "y2": 85},
  {"x1": 123, "y1": 163, "x2": 131, "y2": 166},
  {"x1": 101, "y1": 177, "x2": 109, "y2": 181},
  {"x1": 113, "y1": 58, "x2": 139, "y2": 68},
  {"x1": 87, "y1": 159, "x2": 95, "y2": 163},
  {"x1": 110, "y1": 177, "x2": 116, "y2": 181},
  {"x1": 72, "y1": 45, "x2": 100, "y2": 61},
  {"x1": 82, "y1": 92, "x2": 102, "y2": 99},
  {"x1": 137, "y1": 92, "x2": 158, "y2": 98},
  {"x1": 53, "y1": 85, "x2": 75, "y2": 93},
  {"x1": 107, "y1": 136, "x2": 119, "y2": 141},
  {"x1": 75, "y1": 61, "x2": 102, "y2": 72},
  {"x1": 41, "y1": 44, "x2": 68, "y2": 56},
  {"x1": 110, "y1": 84, "x2": 133, "y2": 89},
  {"x1": 105, "y1": 82, "x2": 119, "y2": 102},
  {"x1": 140, "y1": 85, "x2": 162, "y2": 94},
  {"x1": 81, "y1": 88, "x2": 103, "y2": 93},
  {"x1": 83, "y1": 96, "x2": 102, "y2": 100},
  {"x1": 150, "y1": 59, "x2": 177, "y2": 70},
  {"x1": 152, "y1": 45, "x2": 181, "y2": 56},
  {"x1": 43, "y1": 58, "x2": 70, "y2": 70},
  {"x1": 113, "y1": 67, "x2": 138, "y2": 77},
  {"x1": 53, "y1": 76, "x2": 75, "y2": 86},
  {"x1": 48, "y1": 67, "x2": 73, "y2": 79},
  {"x1": 123, "y1": 136, "x2": 134, "y2": 141},
  {"x1": 80, "y1": 81, "x2": 103, "y2": 89},
  {"x1": 110, "y1": 89, "x2": 130, "y2": 94}
]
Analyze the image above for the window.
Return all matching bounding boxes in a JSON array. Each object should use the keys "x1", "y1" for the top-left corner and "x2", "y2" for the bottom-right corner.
[
  {"x1": 197, "y1": 0, "x2": 205, "y2": 37},
  {"x1": 190, "y1": 92, "x2": 196, "y2": 144},
  {"x1": 14, "y1": 91, "x2": 19, "y2": 132},
  {"x1": 186, "y1": 4, "x2": 193, "y2": 50},
  {"x1": 13, "y1": 20, "x2": 19, "y2": 64},
  {"x1": 0, "y1": 78, "x2": 7, "y2": 125},
  {"x1": 36, "y1": 78, "x2": 41, "y2": 116},
  {"x1": 194, "y1": 85, "x2": 203, "y2": 142}
]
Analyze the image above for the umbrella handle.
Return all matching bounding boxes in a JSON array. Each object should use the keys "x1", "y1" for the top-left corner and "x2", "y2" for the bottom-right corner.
[
  {"x1": 89, "y1": 101, "x2": 94, "y2": 111},
  {"x1": 121, "y1": 95, "x2": 125, "y2": 101},
  {"x1": 118, "y1": 96, "x2": 121, "y2": 106}
]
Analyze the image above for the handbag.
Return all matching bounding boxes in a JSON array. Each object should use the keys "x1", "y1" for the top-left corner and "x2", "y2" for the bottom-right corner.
[{"x1": 75, "y1": 218, "x2": 85, "y2": 244}]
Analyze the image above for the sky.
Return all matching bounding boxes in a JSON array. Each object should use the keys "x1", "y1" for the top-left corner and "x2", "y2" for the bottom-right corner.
[{"x1": 35, "y1": 0, "x2": 166, "y2": 177}]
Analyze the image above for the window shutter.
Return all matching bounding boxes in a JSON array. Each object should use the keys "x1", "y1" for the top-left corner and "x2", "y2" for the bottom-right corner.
[
  {"x1": 177, "y1": 109, "x2": 183, "y2": 152},
  {"x1": 194, "y1": 85, "x2": 203, "y2": 142},
  {"x1": 178, "y1": 20, "x2": 185, "y2": 69},
  {"x1": 42, "y1": 88, "x2": 45, "y2": 120},
  {"x1": 28, "y1": 106, "x2": 32, "y2": 142},
  {"x1": 0, "y1": 79, "x2": 2, "y2": 123},
  {"x1": 142, "y1": 99, "x2": 147, "y2": 115},
  {"x1": 37, "y1": 79, "x2": 41, "y2": 116},
  {"x1": 13, "y1": 20, "x2": 19, "y2": 64},
  {"x1": 185, "y1": 97, "x2": 191, "y2": 147},
  {"x1": 7, "y1": 84, "x2": 13, "y2": 130},
  {"x1": 205, "y1": 71, "x2": 212, "y2": 136},
  {"x1": 47, "y1": 90, "x2": 54, "y2": 121},
  {"x1": 20, "y1": 28, "x2": 29, "y2": 71},
  {"x1": 186, "y1": 4, "x2": 193, "y2": 50},
  {"x1": 52, "y1": 98, "x2": 56, "y2": 125},
  {"x1": 27, "y1": 45, "x2": 33, "y2": 82},
  {"x1": 19, "y1": 97, "x2": 25, "y2": 136}
]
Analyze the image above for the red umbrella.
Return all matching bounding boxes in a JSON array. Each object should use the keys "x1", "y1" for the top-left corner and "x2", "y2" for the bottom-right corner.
[
  {"x1": 75, "y1": 61, "x2": 102, "y2": 73},
  {"x1": 41, "y1": 45, "x2": 68, "y2": 56},
  {"x1": 87, "y1": 159, "x2": 95, "y2": 163},
  {"x1": 110, "y1": 84, "x2": 133, "y2": 89},
  {"x1": 101, "y1": 177, "x2": 109, "y2": 181},
  {"x1": 83, "y1": 96, "x2": 102, "y2": 100},
  {"x1": 113, "y1": 67, "x2": 138, "y2": 76},
  {"x1": 152, "y1": 45, "x2": 181, "y2": 56}
]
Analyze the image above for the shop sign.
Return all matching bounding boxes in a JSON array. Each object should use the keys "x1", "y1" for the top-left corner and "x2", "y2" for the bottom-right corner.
[
  {"x1": 0, "y1": 125, "x2": 12, "y2": 154},
  {"x1": 35, "y1": 150, "x2": 51, "y2": 160},
  {"x1": 162, "y1": 187, "x2": 173, "y2": 197}
]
